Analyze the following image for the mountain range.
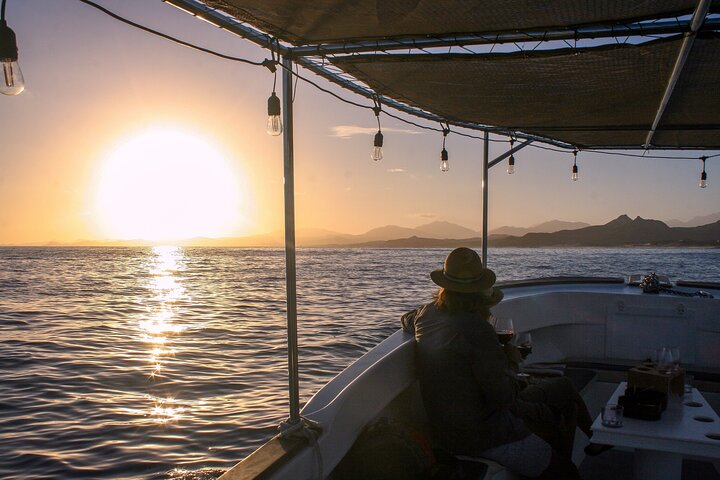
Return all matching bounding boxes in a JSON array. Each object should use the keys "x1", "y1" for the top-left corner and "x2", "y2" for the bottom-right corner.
[
  {"x1": 339, "y1": 215, "x2": 720, "y2": 248},
  {"x1": 17, "y1": 213, "x2": 720, "y2": 247},
  {"x1": 490, "y1": 215, "x2": 720, "y2": 247},
  {"x1": 665, "y1": 211, "x2": 720, "y2": 228}
]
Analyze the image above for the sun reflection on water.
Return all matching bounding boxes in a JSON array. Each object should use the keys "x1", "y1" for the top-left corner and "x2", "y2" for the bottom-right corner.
[
  {"x1": 137, "y1": 246, "x2": 190, "y2": 407},
  {"x1": 150, "y1": 397, "x2": 186, "y2": 424}
]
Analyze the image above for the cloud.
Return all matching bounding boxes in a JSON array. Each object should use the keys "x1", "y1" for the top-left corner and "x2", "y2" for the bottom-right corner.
[
  {"x1": 331, "y1": 125, "x2": 420, "y2": 139},
  {"x1": 387, "y1": 168, "x2": 406, "y2": 173},
  {"x1": 410, "y1": 213, "x2": 437, "y2": 219}
]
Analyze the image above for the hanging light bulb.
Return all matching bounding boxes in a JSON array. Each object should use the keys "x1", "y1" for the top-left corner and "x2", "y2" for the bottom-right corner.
[
  {"x1": 507, "y1": 138, "x2": 516, "y2": 174},
  {"x1": 371, "y1": 103, "x2": 383, "y2": 161},
  {"x1": 0, "y1": 19, "x2": 24, "y2": 96},
  {"x1": 571, "y1": 149, "x2": 579, "y2": 181},
  {"x1": 372, "y1": 131, "x2": 383, "y2": 161},
  {"x1": 441, "y1": 148, "x2": 449, "y2": 172},
  {"x1": 440, "y1": 125, "x2": 450, "y2": 172},
  {"x1": 266, "y1": 91, "x2": 282, "y2": 136},
  {"x1": 699, "y1": 157, "x2": 707, "y2": 188}
]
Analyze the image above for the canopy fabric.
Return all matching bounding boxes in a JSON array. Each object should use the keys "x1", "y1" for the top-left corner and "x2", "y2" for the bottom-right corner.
[
  {"x1": 202, "y1": 0, "x2": 717, "y2": 45},
  {"x1": 331, "y1": 33, "x2": 720, "y2": 148}
]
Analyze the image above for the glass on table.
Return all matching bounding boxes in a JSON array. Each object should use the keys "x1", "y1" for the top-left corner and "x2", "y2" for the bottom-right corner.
[
  {"x1": 684, "y1": 374, "x2": 694, "y2": 396},
  {"x1": 601, "y1": 404, "x2": 623, "y2": 428}
]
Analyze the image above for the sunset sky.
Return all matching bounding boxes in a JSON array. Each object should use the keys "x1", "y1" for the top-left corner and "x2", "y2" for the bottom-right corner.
[{"x1": 1, "y1": 0, "x2": 718, "y2": 245}]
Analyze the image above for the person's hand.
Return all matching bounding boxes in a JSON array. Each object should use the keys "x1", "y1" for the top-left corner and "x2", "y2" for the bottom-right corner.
[{"x1": 503, "y1": 343, "x2": 523, "y2": 372}]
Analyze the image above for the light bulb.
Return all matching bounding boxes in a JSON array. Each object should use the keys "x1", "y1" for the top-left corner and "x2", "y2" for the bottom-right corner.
[
  {"x1": 440, "y1": 148, "x2": 449, "y2": 172},
  {"x1": 0, "y1": 20, "x2": 24, "y2": 96},
  {"x1": 266, "y1": 92, "x2": 282, "y2": 136},
  {"x1": 700, "y1": 171, "x2": 707, "y2": 188},
  {"x1": 1, "y1": 60, "x2": 23, "y2": 95},
  {"x1": 507, "y1": 155, "x2": 515, "y2": 174},
  {"x1": 572, "y1": 164, "x2": 579, "y2": 181},
  {"x1": 371, "y1": 131, "x2": 383, "y2": 161}
]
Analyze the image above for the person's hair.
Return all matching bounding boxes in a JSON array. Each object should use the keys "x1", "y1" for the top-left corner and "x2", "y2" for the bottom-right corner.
[{"x1": 433, "y1": 287, "x2": 492, "y2": 318}]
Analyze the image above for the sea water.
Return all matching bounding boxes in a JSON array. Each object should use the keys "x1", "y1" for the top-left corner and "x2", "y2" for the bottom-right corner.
[{"x1": 1, "y1": 246, "x2": 719, "y2": 479}]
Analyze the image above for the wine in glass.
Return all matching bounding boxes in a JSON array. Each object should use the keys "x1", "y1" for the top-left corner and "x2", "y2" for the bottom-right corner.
[
  {"x1": 494, "y1": 317, "x2": 515, "y2": 345},
  {"x1": 516, "y1": 332, "x2": 533, "y2": 359}
]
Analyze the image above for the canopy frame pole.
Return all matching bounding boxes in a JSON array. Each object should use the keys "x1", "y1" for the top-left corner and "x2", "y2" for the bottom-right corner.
[
  {"x1": 290, "y1": 20, "x2": 715, "y2": 56},
  {"x1": 482, "y1": 132, "x2": 489, "y2": 267},
  {"x1": 644, "y1": 0, "x2": 711, "y2": 148},
  {"x1": 488, "y1": 139, "x2": 533, "y2": 169},
  {"x1": 281, "y1": 56, "x2": 301, "y2": 427},
  {"x1": 162, "y1": 1, "x2": 714, "y2": 56},
  {"x1": 482, "y1": 137, "x2": 530, "y2": 265}
]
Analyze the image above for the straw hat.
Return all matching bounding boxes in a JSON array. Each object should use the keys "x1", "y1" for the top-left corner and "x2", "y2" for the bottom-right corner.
[{"x1": 430, "y1": 247, "x2": 503, "y2": 304}]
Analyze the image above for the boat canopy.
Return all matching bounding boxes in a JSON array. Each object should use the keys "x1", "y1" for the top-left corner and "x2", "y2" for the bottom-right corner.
[
  {"x1": 199, "y1": 0, "x2": 717, "y2": 45},
  {"x1": 191, "y1": 0, "x2": 720, "y2": 149}
]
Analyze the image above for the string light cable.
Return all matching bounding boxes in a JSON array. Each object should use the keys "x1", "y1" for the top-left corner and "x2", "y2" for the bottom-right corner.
[
  {"x1": 30, "y1": 0, "x2": 717, "y2": 167},
  {"x1": 70, "y1": 0, "x2": 553, "y2": 148},
  {"x1": 76, "y1": 0, "x2": 268, "y2": 67}
]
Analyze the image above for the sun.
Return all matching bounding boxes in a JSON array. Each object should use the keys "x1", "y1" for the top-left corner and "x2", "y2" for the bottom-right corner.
[{"x1": 94, "y1": 126, "x2": 249, "y2": 241}]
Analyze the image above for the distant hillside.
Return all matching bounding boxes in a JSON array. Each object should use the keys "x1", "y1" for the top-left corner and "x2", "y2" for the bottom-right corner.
[
  {"x1": 414, "y1": 221, "x2": 479, "y2": 239},
  {"x1": 492, "y1": 215, "x2": 720, "y2": 247},
  {"x1": 351, "y1": 225, "x2": 419, "y2": 242},
  {"x1": 343, "y1": 215, "x2": 720, "y2": 248},
  {"x1": 666, "y1": 212, "x2": 720, "y2": 228},
  {"x1": 315, "y1": 221, "x2": 479, "y2": 246},
  {"x1": 350, "y1": 236, "x2": 484, "y2": 248},
  {"x1": 491, "y1": 220, "x2": 589, "y2": 236}
]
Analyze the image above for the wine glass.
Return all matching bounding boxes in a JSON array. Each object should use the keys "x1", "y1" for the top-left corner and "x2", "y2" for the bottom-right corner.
[
  {"x1": 656, "y1": 347, "x2": 675, "y2": 374},
  {"x1": 516, "y1": 332, "x2": 533, "y2": 359},
  {"x1": 670, "y1": 346, "x2": 681, "y2": 371},
  {"x1": 494, "y1": 317, "x2": 515, "y2": 345}
]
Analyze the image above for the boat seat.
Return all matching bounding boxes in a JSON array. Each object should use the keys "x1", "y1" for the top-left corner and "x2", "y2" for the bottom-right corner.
[
  {"x1": 522, "y1": 365, "x2": 598, "y2": 395},
  {"x1": 565, "y1": 367, "x2": 598, "y2": 394},
  {"x1": 453, "y1": 455, "x2": 521, "y2": 480}
]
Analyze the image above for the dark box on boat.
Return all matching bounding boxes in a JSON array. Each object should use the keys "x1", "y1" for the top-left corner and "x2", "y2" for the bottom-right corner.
[
  {"x1": 618, "y1": 387, "x2": 667, "y2": 421},
  {"x1": 627, "y1": 365, "x2": 684, "y2": 397}
]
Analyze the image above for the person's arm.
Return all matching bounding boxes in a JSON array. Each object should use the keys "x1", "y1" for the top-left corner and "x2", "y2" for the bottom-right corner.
[
  {"x1": 401, "y1": 306, "x2": 421, "y2": 334},
  {"x1": 503, "y1": 343, "x2": 523, "y2": 373},
  {"x1": 468, "y1": 323, "x2": 520, "y2": 409}
]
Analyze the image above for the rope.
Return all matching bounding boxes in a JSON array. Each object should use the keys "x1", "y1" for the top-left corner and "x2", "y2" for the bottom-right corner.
[{"x1": 278, "y1": 417, "x2": 324, "y2": 480}]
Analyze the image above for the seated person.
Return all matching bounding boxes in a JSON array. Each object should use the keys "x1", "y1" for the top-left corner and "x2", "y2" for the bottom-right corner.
[{"x1": 401, "y1": 247, "x2": 601, "y2": 479}]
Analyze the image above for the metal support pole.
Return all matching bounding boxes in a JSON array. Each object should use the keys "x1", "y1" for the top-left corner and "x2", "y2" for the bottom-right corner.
[
  {"x1": 487, "y1": 139, "x2": 534, "y2": 169},
  {"x1": 281, "y1": 57, "x2": 301, "y2": 425},
  {"x1": 644, "y1": 0, "x2": 710, "y2": 147},
  {"x1": 482, "y1": 131, "x2": 489, "y2": 267}
]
